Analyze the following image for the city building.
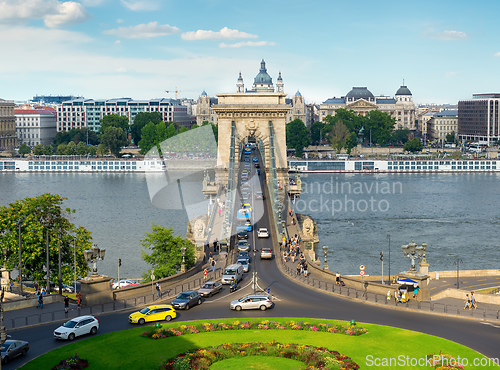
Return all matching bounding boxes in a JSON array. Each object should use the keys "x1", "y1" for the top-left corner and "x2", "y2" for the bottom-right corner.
[
  {"x1": 319, "y1": 85, "x2": 416, "y2": 131},
  {"x1": 427, "y1": 110, "x2": 458, "y2": 143},
  {"x1": 0, "y1": 98, "x2": 17, "y2": 150},
  {"x1": 458, "y1": 93, "x2": 500, "y2": 145},
  {"x1": 196, "y1": 91, "x2": 218, "y2": 126},
  {"x1": 56, "y1": 98, "x2": 191, "y2": 132},
  {"x1": 15, "y1": 108, "x2": 57, "y2": 146},
  {"x1": 31, "y1": 95, "x2": 83, "y2": 105},
  {"x1": 286, "y1": 91, "x2": 308, "y2": 126}
]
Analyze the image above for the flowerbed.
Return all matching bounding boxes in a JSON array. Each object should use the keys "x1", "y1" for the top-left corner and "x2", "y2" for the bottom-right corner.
[
  {"x1": 142, "y1": 320, "x2": 368, "y2": 339},
  {"x1": 160, "y1": 341, "x2": 359, "y2": 370},
  {"x1": 51, "y1": 353, "x2": 89, "y2": 370},
  {"x1": 426, "y1": 353, "x2": 465, "y2": 370}
]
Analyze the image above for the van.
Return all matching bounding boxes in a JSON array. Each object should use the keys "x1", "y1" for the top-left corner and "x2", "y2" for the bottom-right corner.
[{"x1": 222, "y1": 264, "x2": 244, "y2": 284}]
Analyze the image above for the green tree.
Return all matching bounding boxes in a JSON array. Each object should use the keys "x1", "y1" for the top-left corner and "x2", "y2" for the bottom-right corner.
[
  {"x1": 53, "y1": 128, "x2": 98, "y2": 146},
  {"x1": 166, "y1": 123, "x2": 178, "y2": 140},
  {"x1": 66, "y1": 141, "x2": 77, "y2": 155},
  {"x1": 43, "y1": 145, "x2": 54, "y2": 156},
  {"x1": 364, "y1": 110, "x2": 396, "y2": 146},
  {"x1": 18, "y1": 143, "x2": 31, "y2": 157},
  {"x1": 100, "y1": 126, "x2": 128, "y2": 156},
  {"x1": 446, "y1": 132, "x2": 456, "y2": 143},
  {"x1": 33, "y1": 144, "x2": 44, "y2": 156},
  {"x1": 0, "y1": 194, "x2": 92, "y2": 287},
  {"x1": 178, "y1": 126, "x2": 189, "y2": 134},
  {"x1": 328, "y1": 121, "x2": 350, "y2": 152},
  {"x1": 99, "y1": 114, "x2": 129, "y2": 136},
  {"x1": 56, "y1": 143, "x2": 67, "y2": 155},
  {"x1": 140, "y1": 224, "x2": 196, "y2": 281},
  {"x1": 87, "y1": 146, "x2": 97, "y2": 156},
  {"x1": 310, "y1": 121, "x2": 325, "y2": 145},
  {"x1": 138, "y1": 122, "x2": 157, "y2": 154},
  {"x1": 76, "y1": 142, "x2": 87, "y2": 155},
  {"x1": 404, "y1": 138, "x2": 423, "y2": 153},
  {"x1": 96, "y1": 144, "x2": 109, "y2": 156},
  {"x1": 130, "y1": 112, "x2": 162, "y2": 145},
  {"x1": 390, "y1": 128, "x2": 411, "y2": 145},
  {"x1": 286, "y1": 119, "x2": 311, "y2": 158}
]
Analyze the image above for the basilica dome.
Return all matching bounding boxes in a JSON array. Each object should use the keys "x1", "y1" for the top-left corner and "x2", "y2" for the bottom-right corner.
[
  {"x1": 346, "y1": 87, "x2": 374, "y2": 100},
  {"x1": 253, "y1": 59, "x2": 273, "y2": 85},
  {"x1": 395, "y1": 85, "x2": 412, "y2": 96}
]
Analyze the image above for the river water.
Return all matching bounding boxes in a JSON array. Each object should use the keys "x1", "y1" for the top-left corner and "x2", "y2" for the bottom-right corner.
[{"x1": 0, "y1": 172, "x2": 498, "y2": 278}]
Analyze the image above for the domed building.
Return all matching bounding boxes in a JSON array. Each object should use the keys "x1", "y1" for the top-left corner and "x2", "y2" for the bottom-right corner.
[
  {"x1": 319, "y1": 83, "x2": 416, "y2": 131},
  {"x1": 196, "y1": 90, "x2": 219, "y2": 126}
]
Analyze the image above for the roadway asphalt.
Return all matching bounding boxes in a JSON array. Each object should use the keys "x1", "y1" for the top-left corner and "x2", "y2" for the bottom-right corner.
[{"x1": 4, "y1": 150, "x2": 500, "y2": 369}]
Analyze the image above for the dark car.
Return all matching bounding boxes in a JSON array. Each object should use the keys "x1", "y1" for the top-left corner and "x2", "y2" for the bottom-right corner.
[
  {"x1": 238, "y1": 250, "x2": 250, "y2": 262},
  {"x1": 198, "y1": 281, "x2": 223, "y2": 297},
  {"x1": 237, "y1": 230, "x2": 248, "y2": 240},
  {"x1": 237, "y1": 240, "x2": 250, "y2": 251},
  {"x1": 172, "y1": 290, "x2": 202, "y2": 310},
  {"x1": 254, "y1": 163, "x2": 260, "y2": 168},
  {"x1": 1, "y1": 340, "x2": 29, "y2": 365}
]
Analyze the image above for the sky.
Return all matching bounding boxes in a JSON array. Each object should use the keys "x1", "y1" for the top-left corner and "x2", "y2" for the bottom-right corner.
[{"x1": 1, "y1": 0, "x2": 500, "y2": 105}]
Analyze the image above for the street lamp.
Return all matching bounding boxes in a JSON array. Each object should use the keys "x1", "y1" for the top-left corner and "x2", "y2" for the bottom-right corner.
[
  {"x1": 454, "y1": 259, "x2": 463, "y2": 289},
  {"x1": 17, "y1": 219, "x2": 23, "y2": 294},
  {"x1": 322, "y1": 246, "x2": 329, "y2": 270},
  {"x1": 180, "y1": 247, "x2": 186, "y2": 273},
  {"x1": 401, "y1": 240, "x2": 427, "y2": 273},
  {"x1": 84, "y1": 244, "x2": 105, "y2": 276}
]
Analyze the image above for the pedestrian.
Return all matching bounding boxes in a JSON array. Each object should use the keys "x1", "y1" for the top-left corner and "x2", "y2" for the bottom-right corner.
[
  {"x1": 394, "y1": 290, "x2": 399, "y2": 305},
  {"x1": 211, "y1": 258, "x2": 216, "y2": 273},
  {"x1": 470, "y1": 292, "x2": 477, "y2": 309},
  {"x1": 34, "y1": 281, "x2": 39, "y2": 293},
  {"x1": 218, "y1": 208, "x2": 221, "y2": 217},
  {"x1": 9, "y1": 279, "x2": 13, "y2": 292},
  {"x1": 41, "y1": 287, "x2": 46, "y2": 295},
  {"x1": 296, "y1": 263, "x2": 301, "y2": 276},
  {"x1": 203, "y1": 269, "x2": 208, "y2": 283},
  {"x1": 64, "y1": 295, "x2": 70, "y2": 313},
  {"x1": 463, "y1": 294, "x2": 471, "y2": 310},
  {"x1": 156, "y1": 282, "x2": 161, "y2": 299},
  {"x1": 37, "y1": 293, "x2": 43, "y2": 309},
  {"x1": 77, "y1": 292, "x2": 82, "y2": 309},
  {"x1": 289, "y1": 208, "x2": 292, "y2": 217},
  {"x1": 336, "y1": 271, "x2": 340, "y2": 285},
  {"x1": 387, "y1": 290, "x2": 391, "y2": 301},
  {"x1": 303, "y1": 263, "x2": 308, "y2": 277}
]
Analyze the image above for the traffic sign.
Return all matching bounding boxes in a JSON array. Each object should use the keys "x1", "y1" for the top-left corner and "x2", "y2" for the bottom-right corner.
[
  {"x1": 359, "y1": 265, "x2": 365, "y2": 271},
  {"x1": 359, "y1": 270, "x2": 365, "y2": 276}
]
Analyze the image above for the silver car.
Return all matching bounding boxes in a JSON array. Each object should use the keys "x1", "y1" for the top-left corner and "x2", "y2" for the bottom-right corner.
[
  {"x1": 230, "y1": 294, "x2": 273, "y2": 311},
  {"x1": 236, "y1": 258, "x2": 249, "y2": 273},
  {"x1": 198, "y1": 281, "x2": 222, "y2": 297}
]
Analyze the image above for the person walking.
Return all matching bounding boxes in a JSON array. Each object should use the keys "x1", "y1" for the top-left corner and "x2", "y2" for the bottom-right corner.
[
  {"x1": 34, "y1": 281, "x2": 39, "y2": 293},
  {"x1": 296, "y1": 263, "x2": 301, "y2": 276},
  {"x1": 41, "y1": 288, "x2": 46, "y2": 296},
  {"x1": 211, "y1": 258, "x2": 216, "y2": 273},
  {"x1": 77, "y1": 292, "x2": 82, "y2": 309},
  {"x1": 156, "y1": 282, "x2": 161, "y2": 299},
  {"x1": 463, "y1": 294, "x2": 471, "y2": 310},
  {"x1": 9, "y1": 279, "x2": 13, "y2": 292},
  {"x1": 37, "y1": 293, "x2": 43, "y2": 309},
  {"x1": 203, "y1": 269, "x2": 208, "y2": 283},
  {"x1": 303, "y1": 263, "x2": 308, "y2": 277},
  {"x1": 470, "y1": 292, "x2": 477, "y2": 309},
  {"x1": 64, "y1": 295, "x2": 70, "y2": 313},
  {"x1": 336, "y1": 271, "x2": 340, "y2": 285}
]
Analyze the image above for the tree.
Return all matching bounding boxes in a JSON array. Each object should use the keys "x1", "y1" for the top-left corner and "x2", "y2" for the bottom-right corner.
[
  {"x1": 390, "y1": 128, "x2": 411, "y2": 145},
  {"x1": 43, "y1": 145, "x2": 54, "y2": 156},
  {"x1": 33, "y1": 144, "x2": 44, "y2": 156},
  {"x1": 446, "y1": 132, "x2": 456, "y2": 143},
  {"x1": 404, "y1": 138, "x2": 423, "y2": 153},
  {"x1": 53, "y1": 128, "x2": 98, "y2": 146},
  {"x1": 100, "y1": 126, "x2": 128, "y2": 157},
  {"x1": 130, "y1": 112, "x2": 162, "y2": 145},
  {"x1": 18, "y1": 143, "x2": 31, "y2": 157},
  {"x1": 96, "y1": 144, "x2": 109, "y2": 156},
  {"x1": 310, "y1": 121, "x2": 325, "y2": 145},
  {"x1": 364, "y1": 110, "x2": 396, "y2": 146},
  {"x1": 99, "y1": 114, "x2": 129, "y2": 136},
  {"x1": 66, "y1": 141, "x2": 77, "y2": 155},
  {"x1": 76, "y1": 142, "x2": 87, "y2": 155},
  {"x1": 56, "y1": 144, "x2": 67, "y2": 155},
  {"x1": 138, "y1": 122, "x2": 157, "y2": 154},
  {"x1": 327, "y1": 121, "x2": 350, "y2": 153},
  {"x1": 87, "y1": 146, "x2": 97, "y2": 156},
  {"x1": 0, "y1": 194, "x2": 92, "y2": 287},
  {"x1": 286, "y1": 119, "x2": 311, "y2": 158},
  {"x1": 178, "y1": 126, "x2": 189, "y2": 134},
  {"x1": 140, "y1": 224, "x2": 196, "y2": 281}
]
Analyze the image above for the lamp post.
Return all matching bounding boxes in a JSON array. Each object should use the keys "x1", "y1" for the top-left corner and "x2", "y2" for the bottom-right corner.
[
  {"x1": 322, "y1": 246, "x2": 329, "y2": 270},
  {"x1": 73, "y1": 236, "x2": 77, "y2": 294},
  {"x1": 180, "y1": 247, "x2": 186, "y2": 273},
  {"x1": 58, "y1": 238, "x2": 62, "y2": 294},
  {"x1": 17, "y1": 219, "x2": 23, "y2": 294},
  {"x1": 387, "y1": 234, "x2": 391, "y2": 284},
  {"x1": 401, "y1": 240, "x2": 427, "y2": 273},
  {"x1": 83, "y1": 244, "x2": 105, "y2": 276},
  {"x1": 454, "y1": 259, "x2": 463, "y2": 289}
]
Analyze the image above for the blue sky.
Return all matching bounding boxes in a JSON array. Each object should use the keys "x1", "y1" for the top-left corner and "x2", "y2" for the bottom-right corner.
[{"x1": 1, "y1": 0, "x2": 499, "y2": 105}]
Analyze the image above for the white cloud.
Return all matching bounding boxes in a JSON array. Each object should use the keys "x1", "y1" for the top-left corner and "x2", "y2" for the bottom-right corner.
[
  {"x1": 115, "y1": 40, "x2": 121, "y2": 44},
  {"x1": 117, "y1": 18, "x2": 124, "y2": 23},
  {"x1": 116, "y1": 67, "x2": 127, "y2": 73},
  {"x1": 182, "y1": 27, "x2": 258, "y2": 41},
  {"x1": 103, "y1": 21, "x2": 180, "y2": 39},
  {"x1": 219, "y1": 41, "x2": 276, "y2": 48},
  {"x1": 495, "y1": 52, "x2": 500, "y2": 57},
  {"x1": 0, "y1": 0, "x2": 91, "y2": 28},
  {"x1": 79, "y1": 0, "x2": 105, "y2": 5},
  {"x1": 437, "y1": 30, "x2": 466, "y2": 40},
  {"x1": 445, "y1": 71, "x2": 458, "y2": 77},
  {"x1": 120, "y1": 0, "x2": 160, "y2": 11}
]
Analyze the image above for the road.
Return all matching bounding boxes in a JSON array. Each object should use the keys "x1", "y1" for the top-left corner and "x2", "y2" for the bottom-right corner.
[{"x1": 4, "y1": 149, "x2": 500, "y2": 368}]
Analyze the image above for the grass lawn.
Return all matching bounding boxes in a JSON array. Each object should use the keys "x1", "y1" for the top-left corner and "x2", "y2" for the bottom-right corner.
[
  {"x1": 211, "y1": 356, "x2": 305, "y2": 370},
  {"x1": 20, "y1": 317, "x2": 497, "y2": 370}
]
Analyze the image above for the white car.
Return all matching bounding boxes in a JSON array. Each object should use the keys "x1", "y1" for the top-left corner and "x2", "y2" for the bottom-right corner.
[
  {"x1": 257, "y1": 228, "x2": 269, "y2": 238},
  {"x1": 112, "y1": 280, "x2": 137, "y2": 289},
  {"x1": 54, "y1": 315, "x2": 99, "y2": 341}
]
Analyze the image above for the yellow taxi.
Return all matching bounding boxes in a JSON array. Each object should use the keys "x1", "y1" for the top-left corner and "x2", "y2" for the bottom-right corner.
[
  {"x1": 242, "y1": 203, "x2": 252, "y2": 212},
  {"x1": 128, "y1": 305, "x2": 177, "y2": 325}
]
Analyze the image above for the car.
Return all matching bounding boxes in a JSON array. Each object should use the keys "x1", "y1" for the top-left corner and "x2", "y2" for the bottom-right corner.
[
  {"x1": 171, "y1": 290, "x2": 202, "y2": 310},
  {"x1": 237, "y1": 250, "x2": 250, "y2": 262},
  {"x1": 255, "y1": 191, "x2": 265, "y2": 199},
  {"x1": 257, "y1": 228, "x2": 269, "y2": 238},
  {"x1": 254, "y1": 163, "x2": 260, "y2": 168},
  {"x1": 242, "y1": 203, "x2": 252, "y2": 212},
  {"x1": 198, "y1": 281, "x2": 223, "y2": 297},
  {"x1": 237, "y1": 259, "x2": 249, "y2": 272},
  {"x1": 237, "y1": 230, "x2": 248, "y2": 240},
  {"x1": 237, "y1": 209, "x2": 251, "y2": 219},
  {"x1": 112, "y1": 279, "x2": 137, "y2": 289},
  {"x1": 241, "y1": 183, "x2": 250, "y2": 191},
  {"x1": 230, "y1": 294, "x2": 273, "y2": 311},
  {"x1": 241, "y1": 175, "x2": 249, "y2": 181},
  {"x1": 54, "y1": 315, "x2": 99, "y2": 341},
  {"x1": 237, "y1": 240, "x2": 250, "y2": 251},
  {"x1": 261, "y1": 248, "x2": 273, "y2": 259},
  {"x1": 1, "y1": 340, "x2": 29, "y2": 365},
  {"x1": 253, "y1": 158, "x2": 259, "y2": 162},
  {"x1": 122, "y1": 283, "x2": 140, "y2": 289},
  {"x1": 62, "y1": 284, "x2": 75, "y2": 293},
  {"x1": 128, "y1": 305, "x2": 177, "y2": 325},
  {"x1": 241, "y1": 170, "x2": 249, "y2": 176}
]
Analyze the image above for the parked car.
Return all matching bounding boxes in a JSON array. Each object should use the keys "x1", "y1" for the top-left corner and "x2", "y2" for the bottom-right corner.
[
  {"x1": 171, "y1": 291, "x2": 202, "y2": 310},
  {"x1": 260, "y1": 248, "x2": 273, "y2": 259},
  {"x1": 237, "y1": 259, "x2": 249, "y2": 273},
  {"x1": 54, "y1": 315, "x2": 99, "y2": 341},
  {"x1": 1, "y1": 340, "x2": 29, "y2": 365},
  {"x1": 122, "y1": 283, "x2": 140, "y2": 289},
  {"x1": 62, "y1": 284, "x2": 75, "y2": 293},
  {"x1": 230, "y1": 294, "x2": 273, "y2": 311},
  {"x1": 198, "y1": 281, "x2": 223, "y2": 297},
  {"x1": 237, "y1": 240, "x2": 250, "y2": 251},
  {"x1": 237, "y1": 230, "x2": 248, "y2": 240},
  {"x1": 128, "y1": 305, "x2": 176, "y2": 325},
  {"x1": 112, "y1": 279, "x2": 137, "y2": 289},
  {"x1": 257, "y1": 228, "x2": 269, "y2": 238}
]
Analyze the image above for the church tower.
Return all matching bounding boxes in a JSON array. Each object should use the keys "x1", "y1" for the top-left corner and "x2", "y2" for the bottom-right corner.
[
  {"x1": 276, "y1": 72, "x2": 284, "y2": 93},
  {"x1": 236, "y1": 72, "x2": 244, "y2": 93},
  {"x1": 252, "y1": 59, "x2": 274, "y2": 92}
]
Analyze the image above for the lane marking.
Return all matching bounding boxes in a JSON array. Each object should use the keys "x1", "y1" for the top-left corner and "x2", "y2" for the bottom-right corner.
[{"x1": 480, "y1": 322, "x2": 500, "y2": 329}]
